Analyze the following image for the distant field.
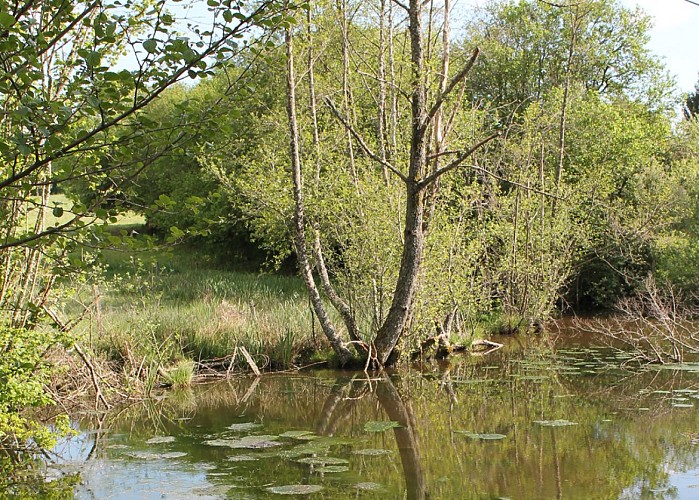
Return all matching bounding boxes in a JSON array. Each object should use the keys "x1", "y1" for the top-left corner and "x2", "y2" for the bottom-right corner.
[{"x1": 25, "y1": 193, "x2": 145, "y2": 230}]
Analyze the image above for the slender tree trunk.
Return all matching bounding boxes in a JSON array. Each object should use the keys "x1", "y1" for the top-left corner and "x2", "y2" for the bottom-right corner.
[
  {"x1": 338, "y1": 0, "x2": 358, "y2": 187},
  {"x1": 387, "y1": 0, "x2": 398, "y2": 158},
  {"x1": 285, "y1": 20, "x2": 353, "y2": 365},
  {"x1": 425, "y1": 0, "x2": 450, "y2": 229},
  {"x1": 306, "y1": 3, "x2": 365, "y2": 352},
  {"x1": 553, "y1": 5, "x2": 580, "y2": 214},
  {"x1": 307, "y1": 5, "x2": 322, "y2": 184},
  {"x1": 374, "y1": 0, "x2": 429, "y2": 365},
  {"x1": 377, "y1": 0, "x2": 389, "y2": 184}
]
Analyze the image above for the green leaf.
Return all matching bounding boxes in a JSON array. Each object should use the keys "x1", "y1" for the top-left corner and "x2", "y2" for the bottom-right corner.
[
  {"x1": 170, "y1": 226, "x2": 185, "y2": 239},
  {"x1": 47, "y1": 135, "x2": 62, "y2": 151},
  {"x1": 143, "y1": 38, "x2": 158, "y2": 53},
  {"x1": 0, "y1": 12, "x2": 16, "y2": 28},
  {"x1": 363, "y1": 421, "x2": 401, "y2": 433},
  {"x1": 84, "y1": 50, "x2": 101, "y2": 68},
  {"x1": 222, "y1": 10, "x2": 233, "y2": 23}
]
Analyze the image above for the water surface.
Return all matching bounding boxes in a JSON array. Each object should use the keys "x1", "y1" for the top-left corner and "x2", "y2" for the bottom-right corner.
[{"x1": 53, "y1": 336, "x2": 699, "y2": 498}]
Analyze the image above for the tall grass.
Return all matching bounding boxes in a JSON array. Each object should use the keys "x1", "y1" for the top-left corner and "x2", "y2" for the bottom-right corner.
[{"x1": 76, "y1": 247, "x2": 324, "y2": 376}]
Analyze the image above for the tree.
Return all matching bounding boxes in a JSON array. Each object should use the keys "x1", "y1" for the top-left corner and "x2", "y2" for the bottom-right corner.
[
  {"x1": 684, "y1": 76, "x2": 699, "y2": 119},
  {"x1": 463, "y1": 0, "x2": 671, "y2": 120},
  {"x1": 0, "y1": 0, "x2": 285, "y2": 325},
  {"x1": 0, "y1": 0, "x2": 286, "y2": 458},
  {"x1": 284, "y1": 0, "x2": 497, "y2": 366}
]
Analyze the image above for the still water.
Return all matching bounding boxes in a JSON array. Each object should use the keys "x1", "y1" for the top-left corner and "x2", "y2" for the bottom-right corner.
[{"x1": 53, "y1": 336, "x2": 699, "y2": 499}]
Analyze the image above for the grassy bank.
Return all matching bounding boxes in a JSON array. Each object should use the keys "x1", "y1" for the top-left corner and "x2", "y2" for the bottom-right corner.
[{"x1": 67, "y1": 244, "x2": 327, "y2": 386}]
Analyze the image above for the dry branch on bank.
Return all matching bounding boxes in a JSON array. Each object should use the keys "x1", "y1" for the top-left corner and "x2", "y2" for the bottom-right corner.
[{"x1": 575, "y1": 277, "x2": 699, "y2": 364}]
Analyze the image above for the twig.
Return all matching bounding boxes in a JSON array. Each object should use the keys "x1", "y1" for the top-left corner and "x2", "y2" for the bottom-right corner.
[{"x1": 325, "y1": 97, "x2": 408, "y2": 183}]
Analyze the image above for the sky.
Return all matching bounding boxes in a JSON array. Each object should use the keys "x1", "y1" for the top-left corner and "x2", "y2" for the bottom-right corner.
[{"x1": 623, "y1": 0, "x2": 699, "y2": 92}]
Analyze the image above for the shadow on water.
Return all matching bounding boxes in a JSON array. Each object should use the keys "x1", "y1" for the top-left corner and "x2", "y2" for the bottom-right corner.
[{"x1": 32, "y1": 336, "x2": 699, "y2": 498}]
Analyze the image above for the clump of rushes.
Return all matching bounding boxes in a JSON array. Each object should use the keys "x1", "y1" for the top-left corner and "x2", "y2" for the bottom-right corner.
[{"x1": 162, "y1": 359, "x2": 195, "y2": 387}]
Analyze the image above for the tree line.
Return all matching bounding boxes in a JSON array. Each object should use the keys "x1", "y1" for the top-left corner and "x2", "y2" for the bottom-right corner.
[{"x1": 68, "y1": 0, "x2": 698, "y2": 364}]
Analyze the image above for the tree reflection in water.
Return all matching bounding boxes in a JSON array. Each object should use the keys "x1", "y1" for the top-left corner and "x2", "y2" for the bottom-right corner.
[
  {"x1": 315, "y1": 376, "x2": 427, "y2": 499},
  {"x1": 42, "y1": 344, "x2": 699, "y2": 499}
]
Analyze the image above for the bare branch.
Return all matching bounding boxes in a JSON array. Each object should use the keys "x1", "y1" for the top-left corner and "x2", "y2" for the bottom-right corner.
[
  {"x1": 389, "y1": 0, "x2": 409, "y2": 12},
  {"x1": 425, "y1": 47, "x2": 479, "y2": 126},
  {"x1": 325, "y1": 97, "x2": 408, "y2": 183},
  {"x1": 417, "y1": 131, "x2": 498, "y2": 188}
]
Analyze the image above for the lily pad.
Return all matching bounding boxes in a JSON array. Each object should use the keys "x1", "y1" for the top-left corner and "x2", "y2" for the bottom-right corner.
[
  {"x1": 533, "y1": 420, "x2": 578, "y2": 427},
  {"x1": 297, "y1": 456, "x2": 349, "y2": 466},
  {"x1": 226, "y1": 454, "x2": 259, "y2": 462},
  {"x1": 145, "y1": 436, "x2": 176, "y2": 444},
  {"x1": 455, "y1": 431, "x2": 507, "y2": 440},
  {"x1": 468, "y1": 433, "x2": 508, "y2": 440},
  {"x1": 657, "y1": 363, "x2": 699, "y2": 372},
  {"x1": 353, "y1": 448, "x2": 393, "y2": 456},
  {"x1": 315, "y1": 465, "x2": 350, "y2": 473},
  {"x1": 266, "y1": 485, "x2": 324, "y2": 495},
  {"x1": 356, "y1": 482, "x2": 384, "y2": 491},
  {"x1": 126, "y1": 451, "x2": 187, "y2": 460},
  {"x1": 364, "y1": 421, "x2": 402, "y2": 432},
  {"x1": 278, "y1": 442, "x2": 331, "y2": 459},
  {"x1": 280, "y1": 430, "x2": 315, "y2": 439},
  {"x1": 204, "y1": 435, "x2": 281, "y2": 449},
  {"x1": 228, "y1": 422, "x2": 263, "y2": 432}
]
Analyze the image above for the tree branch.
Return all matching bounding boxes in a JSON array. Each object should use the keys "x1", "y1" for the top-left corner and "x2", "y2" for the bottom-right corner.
[
  {"x1": 417, "y1": 131, "x2": 499, "y2": 188},
  {"x1": 389, "y1": 0, "x2": 409, "y2": 12},
  {"x1": 425, "y1": 47, "x2": 479, "y2": 126},
  {"x1": 0, "y1": 0, "x2": 280, "y2": 192},
  {"x1": 325, "y1": 97, "x2": 408, "y2": 183}
]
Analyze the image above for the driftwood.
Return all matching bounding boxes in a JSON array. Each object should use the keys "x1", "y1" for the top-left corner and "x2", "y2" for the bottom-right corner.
[
  {"x1": 411, "y1": 306, "x2": 504, "y2": 360},
  {"x1": 238, "y1": 346, "x2": 261, "y2": 377},
  {"x1": 411, "y1": 335, "x2": 503, "y2": 360}
]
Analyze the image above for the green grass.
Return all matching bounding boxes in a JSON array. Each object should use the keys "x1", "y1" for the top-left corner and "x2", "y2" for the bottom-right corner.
[
  {"x1": 162, "y1": 359, "x2": 195, "y2": 387},
  {"x1": 74, "y1": 246, "x2": 321, "y2": 376},
  {"x1": 25, "y1": 193, "x2": 146, "y2": 229}
]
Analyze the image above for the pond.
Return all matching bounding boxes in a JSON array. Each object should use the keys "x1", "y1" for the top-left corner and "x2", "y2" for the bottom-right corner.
[{"x1": 51, "y1": 334, "x2": 699, "y2": 498}]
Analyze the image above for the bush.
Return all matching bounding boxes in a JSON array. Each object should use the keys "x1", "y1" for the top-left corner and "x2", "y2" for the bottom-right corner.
[{"x1": 0, "y1": 327, "x2": 71, "y2": 455}]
